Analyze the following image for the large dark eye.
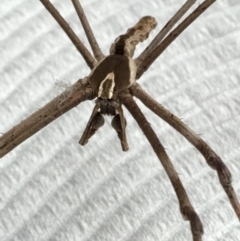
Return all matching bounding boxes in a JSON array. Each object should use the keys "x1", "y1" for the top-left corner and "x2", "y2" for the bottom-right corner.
[{"x1": 113, "y1": 87, "x2": 117, "y2": 92}]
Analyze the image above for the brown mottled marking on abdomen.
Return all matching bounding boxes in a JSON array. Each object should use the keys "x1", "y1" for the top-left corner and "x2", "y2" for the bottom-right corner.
[{"x1": 110, "y1": 16, "x2": 157, "y2": 57}]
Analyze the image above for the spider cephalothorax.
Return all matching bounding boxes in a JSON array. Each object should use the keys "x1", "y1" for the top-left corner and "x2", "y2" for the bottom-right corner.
[{"x1": 0, "y1": 1, "x2": 239, "y2": 240}]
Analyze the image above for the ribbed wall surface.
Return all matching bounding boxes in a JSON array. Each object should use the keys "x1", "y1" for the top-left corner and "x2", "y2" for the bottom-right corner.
[{"x1": 0, "y1": 1, "x2": 240, "y2": 240}]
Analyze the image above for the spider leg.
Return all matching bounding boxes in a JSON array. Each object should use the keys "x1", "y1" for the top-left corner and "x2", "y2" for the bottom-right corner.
[
  {"x1": 136, "y1": 0, "x2": 196, "y2": 67},
  {"x1": 0, "y1": 78, "x2": 95, "y2": 158},
  {"x1": 79, "y1": 104, "x2": 105, "y2": 145},
  {"x1": 121, "y1": 90, "x2": 203, "y2": 241},
  {"x1": 136, "y1": 0, "x2": 217, "y2": 79},
  {"x1": 71, "y1": 0, "x2": 105, "y2": 61},
  {"x1": 130, "y1": 83, "x2": 240, "y2": 220},
  {"x1": 111, "y1": 106, "x2": 129, "y2": 151},
  {"x1": 39, "y1": 0, "x2": 97, "y2": 69}
]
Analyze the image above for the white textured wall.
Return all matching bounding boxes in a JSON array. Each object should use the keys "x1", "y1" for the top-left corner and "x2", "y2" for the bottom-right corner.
[{"x1": 0, "y1": 0, "x2": 240, "y2": 240}]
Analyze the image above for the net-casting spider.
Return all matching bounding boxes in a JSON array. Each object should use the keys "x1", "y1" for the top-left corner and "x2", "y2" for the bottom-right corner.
[{"x1": 0, "y1": 0, "x2": 239, "y2": 240}]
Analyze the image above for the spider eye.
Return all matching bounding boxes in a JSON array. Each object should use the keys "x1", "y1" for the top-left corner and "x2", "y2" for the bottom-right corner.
[{"x1": 113, "y1": 87, "x2": 117, "y2": 91}]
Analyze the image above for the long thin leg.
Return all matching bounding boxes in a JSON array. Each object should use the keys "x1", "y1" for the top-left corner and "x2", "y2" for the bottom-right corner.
[
  {"x1": 71, "y1": 0, "x2": 105, "y2": 61},
  {"x1": 121, "y1": 91, "x2": 203, "y2": 241},
  {"x1": 136, "y1": 0, "x2": 216, "y2": 79},
  {"x1": 0, "y1": 78, "x2": 95, "y2": 158},
  {"x1": 136, "y1": 0, "x2": 196, "y2": 67},
  {"x1": 130, "y1": 83, "x2": 240, "y2": 220},
  {"x1": 39, "y1": 0, "x2": 97, "y2": 69}
]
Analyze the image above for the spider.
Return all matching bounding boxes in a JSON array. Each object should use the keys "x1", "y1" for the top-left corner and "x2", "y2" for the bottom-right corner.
[{"x1": 0, "y1": 0, "x2": 239, "y2": 240}]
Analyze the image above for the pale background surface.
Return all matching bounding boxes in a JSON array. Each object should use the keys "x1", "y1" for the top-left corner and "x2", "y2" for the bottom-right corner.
[{"x1": 0, "y1": 0, "x2": 240, "y2": 240}]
